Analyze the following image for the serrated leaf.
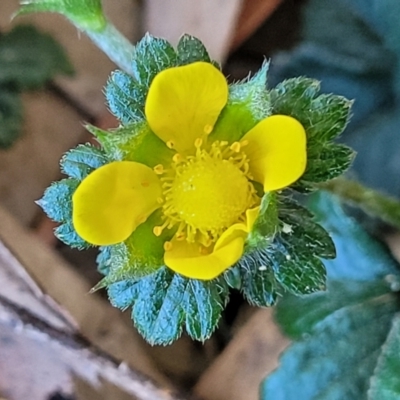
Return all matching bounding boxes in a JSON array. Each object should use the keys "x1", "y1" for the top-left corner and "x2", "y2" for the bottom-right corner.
[
  {"x1": 105, "y1": 70, "x2": 146, "y2": 124},
  {"x1": 262, "y1": 287, "x2": 399, "y2": 400},
  {"x1": 107, "y1": 267, "x2": 229, "y2": 345},
  {"x1": 238, "y1": 255, "x2": 280, "y2": 306},
  {"x1": 60, "y1": 144, "x2": 108, "y2": 180},
  {"x1": 96, "y1": 246, "x2": 112, "y2": 276},
  {"x1": 17, "y1": 0, "x2": 106, "y2": 31},
  {"x1": 309, "y1": 192, "x2": 399, "y2": 281},
  {"x1": 261, "y1": 193, "x2": 400, "y2": 400},
  {"x1": 38, "y1": 178, "x2": 79, "y2": 222},
  {"x1": 0, "y1": 89, "x2": 23, "y2": 148},
  {"x1": 0, "y1": 25, "x2": 73, "y2": 89},
  {"x1": 176, "y1": 34, "x2": 211, "y2": 65},
  {"x1": 54, "y1": 221, "x2": 89, "y2": 249},
  {"x1": 183, "y1": 279, "x2": 228, "y2": 340},
  {"x1": 300, "y1": 143, "x2": 355, "y2": 185},
  {"x1": 132, "y1": 34, "x2": 177, "y2": 88},
  {"x1": 369, "y1": 314, "x2": 400, "y2": 400}
]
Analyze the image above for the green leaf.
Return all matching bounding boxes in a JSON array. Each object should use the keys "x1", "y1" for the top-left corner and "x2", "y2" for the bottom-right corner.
[
  {"x1": 0, "y1": 89, "x2": 23, "y2": 148},
  {"x1": 60, "y1": 144, "x2": 108, "y2": 180},
  {"x1": 261, "y1": 193, "x2": 400, "y2": 400},
  {"x1": 369, "y1": 314, "x2": 400, "y2": 400},
  {"x1": 54, "y1": 221, "x2": 89, "y2": 249},
  {"x1": 262, "y1": 285, "x2": 399, "y2": 400},
  {"x1": 0, "y1": 25, "x2": 73, "y2": 89},
  {"x1": 105, "y1": 70, "x2": 146, "y2": 125},
  {"x1": 211, "y1": 62, "x2": 271, "y2": 143},
  {"x1": 132, "y1": 34, "x2": 177, "y2": 88},
  {"x1": 176, "y1": 34, "x2": 211, "y2": 65},
  {"x1": 17, "y1": 0, "x2": 106, "y2": 31},
  {"x1": 96, "y1": 246, "x2": 112, "y2": 276},
  {"x1": 299, "y1": 143, "x2": 355, "y2": 187},
  {"x1": 38, "y1": 178, "x2": 79, "y2": 223},
  {"x1": 107, "y1": 268, "x2": 229, "y2": 345}
]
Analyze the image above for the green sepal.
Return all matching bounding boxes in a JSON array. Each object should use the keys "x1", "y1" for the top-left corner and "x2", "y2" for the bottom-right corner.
[
  {"x1": 60, "y1": 143, "x2": 108, "y2": 180},
  {"x1": 54, "y1": 221, "x2": 89, "y2": 249},
  {"x1": 132, "y1": 34, "x2": 177, "y2": 88},
  {"x1": 105, "y1": 70, "x2": 146, "y2": 125},
  {"x1": 0, "y1": 25, "x2": 73, "y2": 89},
  {"x1": 38, "y1": 178, "x2": 79, "y2": 223},
  {"x1": 16, "y1": 0, "x2": 106, "y2": 32},
  {"x1": 270, "y1": 77, "x2": 354, "y2": 191},
  {"x1": 369, "y1": 314, "x2": 400, "y2": 400},
  {"x1": 247, "y1": 192, "x2": 279, "y2": 248},
  {"x1": 0, "y1": 89, "x2": 23, "y2": 148},
  {"x1": 211, "y1": 62, "x2": 271, "y2": 143},
  {"x1": 107, "y1": 267, "x2": 229, "y2": 345},
  {"x1": 176, "y1": 34, "x2": 211, "y2": 65},
  {"x1": 87, "y1": 123, "x2": 173, "y2": 167}
]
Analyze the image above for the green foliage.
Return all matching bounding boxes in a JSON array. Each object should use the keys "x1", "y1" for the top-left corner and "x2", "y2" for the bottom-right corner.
[
  {"x1": 176, "y1": 34, "x2": 211, "y2": 65},
  {"x1": 132, "y1": 34, "x2": 177, "y2": 88},
  {"x1": 0, "y1": 25, "x2": 73, "y2": 89},
  {"x1": 17, "y1": 0, "x2": 106, "y2": 31},
  {"x1": 105, "y1": 70, "x2": 146, "y2": 125},
  {"x1": 0, "y1": 90, "x2": 23, "y2": 148},
  {"x1": 0, "y1": 25, "x2": 72, "y2": 148},
  {"x1": 261, "y1": 193, "x2": 400, "y2": 400},
  {"x1": 270, "y1": 77, "x2": 355, "y2": 192},
  {"x1": 107, "y1": 267, "x2": 229, "y2": 345},
  {"x1": 60, "y1": 144, "x2": 108, "y2": 180}
]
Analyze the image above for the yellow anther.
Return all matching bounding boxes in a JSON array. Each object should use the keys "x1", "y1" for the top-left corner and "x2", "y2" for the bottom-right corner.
[
  {"x1": 194, "y1": 138, "x2": 203, "y2": 148},
  {"x1": 240, "y1": 139, "x2": 249, "y2": 147},
  {"x1": 204, "y1": 124, "x2": 213, "y2": 134},
  {"x1": 166, "y1": 141, "x2": 175, "y2": 149},
  {"x1": 173, "y1": 153, "x2": 182, "y2": 163},
  {"x1": 153, "y1": 226, "x2": 163, "y2": 236},
  {"x1": 154, "y1": 164, "x2": 164, "y2": 174},
  {"x1": 164, "y1": 241, "x2": 173, "y2": 251},
  {"x1": 230, "y1": 142, "x2": 241, "y2": 153},
  {"x1": 199, "y1": 246, "x2": 209, "y2": 255},
  {"x1": 176, "y1": 233, "x2": 186, "y2": 241},
  {"x1": 157, "y1": 197, "x2": 164, "y2": 204}
]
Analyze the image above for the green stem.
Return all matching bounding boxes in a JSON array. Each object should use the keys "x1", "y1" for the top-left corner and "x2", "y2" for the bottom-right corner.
[
  {"x1": 85, "y1": 21, "x2": 136, "y2": 78},
  {"x1": 320, "y1": 178, "x2": 400, "y2": 230}
]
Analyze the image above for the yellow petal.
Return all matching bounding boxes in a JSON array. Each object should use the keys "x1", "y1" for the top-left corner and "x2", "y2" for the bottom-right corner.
[
  {"x1": 145, "y1": 62, "x2": 228, "y2": 154},
  {"x1": 164, "y1": 236, "x2": 244, "y2": 280},
  {"x1": 164, "y1": 207, "x2": 260, "y2": 280},
  {"x1": 72, "y1": 161, "x2": 162, "y2": 246},
  {"x1": 242, "y1": 115, "x2": 307, "y2": 191}
]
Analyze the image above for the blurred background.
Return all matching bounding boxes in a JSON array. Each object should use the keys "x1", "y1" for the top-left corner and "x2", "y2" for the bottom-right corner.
[{"x1": 1, "y1": 0, "x2": 400, "y2": 399}]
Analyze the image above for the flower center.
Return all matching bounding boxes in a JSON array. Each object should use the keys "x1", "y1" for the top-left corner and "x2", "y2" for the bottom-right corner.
[{"x1": 153, "y1": 140, "x2": 259, "y2": 246}]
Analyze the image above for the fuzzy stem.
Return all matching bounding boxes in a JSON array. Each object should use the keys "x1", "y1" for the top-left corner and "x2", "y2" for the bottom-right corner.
[
  {"x1": 320, "y1": 178, "x2": 400, "y2": 230},
  {"x1": 85, "y1": 21, "x2": 136, "y2": 78}
]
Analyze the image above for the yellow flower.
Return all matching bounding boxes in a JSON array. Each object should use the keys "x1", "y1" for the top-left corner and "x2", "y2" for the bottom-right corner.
[{"x1": 72, "y1": 62, "x2": 307, "y2": 280}]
